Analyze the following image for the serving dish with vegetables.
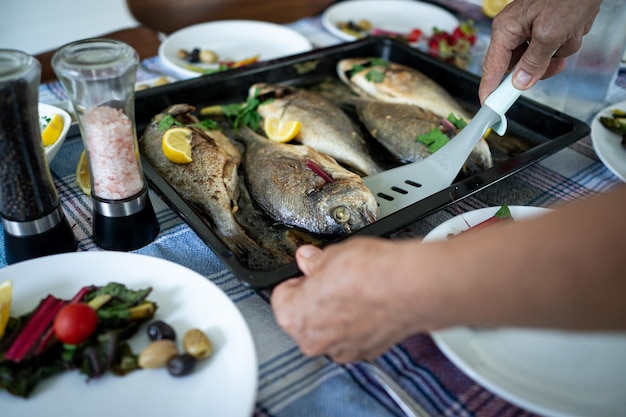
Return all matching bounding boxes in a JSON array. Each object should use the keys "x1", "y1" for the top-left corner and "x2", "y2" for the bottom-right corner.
[
  {"x1": 0, "y1": 252, "x2": 257, "y2": 417},
  {"x1": 590, "y1": 99, "x2": 626, "y2": 182},
  {"x1": 158, "y1": 20, "x2": 312, "y2": 79}
]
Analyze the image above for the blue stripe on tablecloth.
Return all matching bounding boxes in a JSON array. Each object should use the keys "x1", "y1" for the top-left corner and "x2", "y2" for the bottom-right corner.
[{"x1": 380, "y1": 348, "x2": 471, "y2": 416}]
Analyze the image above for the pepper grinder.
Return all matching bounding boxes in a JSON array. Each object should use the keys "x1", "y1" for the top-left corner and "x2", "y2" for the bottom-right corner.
[
  {"x1": 51, "y1": 39, "x2": 159, "y2": 251},
  {"x1": 0, "y1": 50, "x2": 77, "y2": 264}
]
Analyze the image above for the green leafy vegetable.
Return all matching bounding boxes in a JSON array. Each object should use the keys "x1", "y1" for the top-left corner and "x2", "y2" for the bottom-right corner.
[
  {"x1": 347, "y1": 57, "x2": 389, "y2": 82},
  {"x1": 194, "y1": 118, "x2": 219, "y2": 130},
  {"x1": 0, "y1": 283, "x2": 157, "y2": 398},
  {"x1": 222, "y1": 88, "x2": 270, "y2": 131},
  {"x1": 417, "y1": 128, "x2": 450, "y2": 153},
  {"x1": 365, "y1": 69, "x2": 386, "y2": 83},
  {"x1": 157, "y1": 114, "x2": 219, "y2": 133},
  {"x1": 493, "y1": 204, "x2": 512, "y2": 220},
  {"x1": 447, "y1": 113, "x2": 467, "y2": 129},
  {"x1": 157, "y1": 114, "x2": 183, "y2": 131}
]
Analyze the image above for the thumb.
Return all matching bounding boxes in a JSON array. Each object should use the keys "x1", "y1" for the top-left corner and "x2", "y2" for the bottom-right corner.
[
  {"x1": 295, "y1": 245, "x2": 323, "y2": 276},
  {"x1": 512, "y1": 40, "x2": 559, "y2": 90}
]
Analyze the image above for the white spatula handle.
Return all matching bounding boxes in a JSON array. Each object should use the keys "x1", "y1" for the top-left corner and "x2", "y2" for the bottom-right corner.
[{"x1": 483, "y1": 72, "x2": 522, "y2": 136}]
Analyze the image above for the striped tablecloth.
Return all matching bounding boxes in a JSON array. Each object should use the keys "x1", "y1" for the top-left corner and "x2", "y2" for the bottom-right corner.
[{"x1": 4, "y1": 3, "x2": 626, "y2": 417}]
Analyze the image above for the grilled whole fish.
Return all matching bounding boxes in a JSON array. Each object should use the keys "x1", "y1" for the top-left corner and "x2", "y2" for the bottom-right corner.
[
  {"x1": 338, "y1": 58, "x2": 492, "y2": 172},
  {"x1": 355, "y1": 100, "x2": 492, "y2": 173},
  {"x1": 337, "y1": 58, "x2": 471, "y2": 120},
  {"x1": 236, "y1": 126, "x2": 379, "y2": 235},
  {"x1": 251, "y1": 83, "x2": 382, "y2": 176},
  {"x1": 139, "y1": 104, "x2": 290, "y2": 268}
]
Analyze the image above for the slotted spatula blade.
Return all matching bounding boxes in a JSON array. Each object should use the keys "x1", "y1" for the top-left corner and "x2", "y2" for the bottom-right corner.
[{"x1": 363, "y1": 73, "x2": 522, "y2": 218}]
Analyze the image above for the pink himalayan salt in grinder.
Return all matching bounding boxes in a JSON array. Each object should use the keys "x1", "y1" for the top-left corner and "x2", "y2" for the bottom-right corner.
[{"x1": 52, "y1": 39, "x2": 159, "y2": 250}]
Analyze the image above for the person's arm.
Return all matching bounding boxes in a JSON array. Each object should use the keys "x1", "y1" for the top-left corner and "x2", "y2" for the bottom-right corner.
[
  {"x1": 478, "y1": 0, "x2": 602, "y2": 103},
  {"x1": 271, "y1": 186, "x2": 626, "y2": 363}
]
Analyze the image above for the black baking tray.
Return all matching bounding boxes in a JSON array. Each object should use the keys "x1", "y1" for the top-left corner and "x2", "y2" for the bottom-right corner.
[{"x1": 134, "y1": 37, "x2": 590, "y2": 289}]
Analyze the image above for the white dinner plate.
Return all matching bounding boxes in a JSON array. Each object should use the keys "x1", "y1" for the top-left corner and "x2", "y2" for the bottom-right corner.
[
  {"x1": 1, "y1": 252, "x2": 258, "y2": 417},
  {"x1": 590, "y1": 99, "x2": 626, "y2": 182},
  {"x1": 321, "y1": 0, "x2": 459, "y2": 42},
  {"x1": 159, "y1": 20, "x2": 313, "y2": 79},
  {"x1": 424, "y1": 206, "x2": 626, "y2": 417}
]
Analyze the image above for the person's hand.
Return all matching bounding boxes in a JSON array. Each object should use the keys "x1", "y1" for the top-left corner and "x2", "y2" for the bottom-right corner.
[
  {"x1": 478, "y1": 0, "x2": 602, "y2": 103},
  {"x1": 271, "y1": 237, "x2": 425, "y2": 363}
]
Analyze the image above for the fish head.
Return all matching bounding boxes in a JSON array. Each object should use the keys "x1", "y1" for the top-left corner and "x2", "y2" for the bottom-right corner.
[{"x1": 314, "y1": 180, "x2": 379, "y2": 234}]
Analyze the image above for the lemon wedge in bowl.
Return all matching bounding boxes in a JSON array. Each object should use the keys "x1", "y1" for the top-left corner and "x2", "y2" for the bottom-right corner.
[
  {"x1": 39, "y1": 103, "x2": 71, "y2": 162},
  {"x1": 162, "y1": 127, "x2": 193, "y2": 164},
  {"x1": 263, "y1": 118, "x2": 301, "y2": 143},
  {"x1": 0, "y1": 279, "x2": 13, "y2": 340}
]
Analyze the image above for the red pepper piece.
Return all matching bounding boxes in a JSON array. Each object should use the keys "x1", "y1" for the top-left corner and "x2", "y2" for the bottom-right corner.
[
  {"x1": 4, "y1": 295, "x2": 66, "y2": 362},
  {"x1": 307, "y1": 160, "x2": 335, "y2": 183}
]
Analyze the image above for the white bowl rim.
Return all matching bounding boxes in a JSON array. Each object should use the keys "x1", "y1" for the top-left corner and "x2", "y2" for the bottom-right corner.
[{"x1": 38, "y1": 102, "x2": 72, "y2": 161}]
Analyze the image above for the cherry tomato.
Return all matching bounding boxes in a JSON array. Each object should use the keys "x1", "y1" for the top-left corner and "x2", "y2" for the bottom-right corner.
[{"x1": 53, "y1": 302, "x2": 98, "y2": 345}]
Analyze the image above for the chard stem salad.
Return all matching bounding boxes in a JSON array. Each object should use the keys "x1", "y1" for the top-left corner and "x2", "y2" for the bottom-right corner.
[{"x1": 0, "y1": 283, "x2": 157, "y2": 398}]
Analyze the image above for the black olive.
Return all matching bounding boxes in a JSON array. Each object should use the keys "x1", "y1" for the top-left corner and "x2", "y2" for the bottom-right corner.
[
  {"x1": 188, "y1": 48, "x2": 201, "y2": 63},
  {"x1": 147, "y1": 320, "x2": 176, "y2": 341},
  {"x1": 167, "y1": 353, "x2": 197, "y2": 377}
]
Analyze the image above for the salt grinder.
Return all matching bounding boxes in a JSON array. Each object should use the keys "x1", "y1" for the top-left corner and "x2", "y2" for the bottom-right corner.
[
  {"x1": 52, "y1": 39, "x2": 159, "y2": 251},
  {"x1": 0, "y1": 50, "x2": 77, "y2": 264}
]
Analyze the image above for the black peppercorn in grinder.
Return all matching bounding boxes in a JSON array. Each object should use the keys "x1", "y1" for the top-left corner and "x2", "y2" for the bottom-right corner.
[{"x1": 0, "y1": 50, "x2": 77, "y2": 264}]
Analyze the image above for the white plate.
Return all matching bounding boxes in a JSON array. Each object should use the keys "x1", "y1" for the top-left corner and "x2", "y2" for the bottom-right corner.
[
  {"x1": 159, "y1": 20, "x2": 313, "y2": 79},
  {"x1": 590, "y1": 99, "x2": 626, "y2": 182},
  {"x1": 424, "y1": 206, "x2": 626, "y2": 417},
  {"x1": 1, "y1": 252, "x2": 257, "y2": 417},
  {"x1": 321, "y1": 0, "x2": 459, "y2": 42},
  {"x1": 39, "y1": 102, "x2": 71, "y2": 162},
  {"x1": 422, "y1": 206, "x2": 552, "y2": 240}
]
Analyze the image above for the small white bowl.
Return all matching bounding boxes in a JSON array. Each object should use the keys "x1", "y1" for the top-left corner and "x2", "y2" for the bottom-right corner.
[{"x1": 39, "y1": 102, "x2": 71, "y2": 162}]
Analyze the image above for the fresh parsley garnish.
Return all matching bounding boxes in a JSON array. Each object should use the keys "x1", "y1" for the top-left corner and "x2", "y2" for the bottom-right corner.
[
  {"x1": 369, "y1": 57, "x2": 389, "y2": 67},
  {"x1": 157, "y1": 115, "x2": 183, "y2": 131},
  {"x1": 493, "y1": 204, "x2": 512, "y2": 219},
  {"x1": 417, "y1": 128, "x2": 449, "y2": 153},
  {"x1": 347, "y1": 58, "x2": 389, "y2": 82},
  {"x1": 222, "y1": 88, "x2": 271, "y2": 131},
  {"x1": 157, "y1": 114, "x2": 219, "y2": 132},
  {"x1": 365, "y1": 69, "x2": 386, "y2": 83},
  {"x1": 447, "y1": 113, "x2": 467, "y2": 128},
  {"x1": 193, "y1": 119, "x2": 219, "y2": 130}
]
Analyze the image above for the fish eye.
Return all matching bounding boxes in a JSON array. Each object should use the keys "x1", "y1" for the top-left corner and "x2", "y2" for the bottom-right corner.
[{"x1": 332, "y1": 206, "x2": 351, "y2": 223}]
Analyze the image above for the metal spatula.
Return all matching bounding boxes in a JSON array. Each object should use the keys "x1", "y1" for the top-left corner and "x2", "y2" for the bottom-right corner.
[{"x1": 363, "y1": 73, "x2": 522, "y2": 218}]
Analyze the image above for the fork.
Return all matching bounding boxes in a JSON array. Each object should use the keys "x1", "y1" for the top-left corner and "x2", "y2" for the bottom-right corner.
[{"x1": 361, "y1": 360, "x2": 432, "y2": 417}]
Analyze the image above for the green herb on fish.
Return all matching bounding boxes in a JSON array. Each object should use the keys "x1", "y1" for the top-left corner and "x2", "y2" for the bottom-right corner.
[
  {"x1": 417, "y1": 128, "x2": 449, "y2": 153},
  {"x1": 347, "y1": 58, "x2": 389, "y2": 82},
  {"x1": 448, "y1": 113, "x2": 467, "y2": 129},
  {"x1": 194, "y1": 118, "x2": 219, "y2": 131},
  {"x1": 157, "y1": 114, "x2": 184, "y2": 131},
  {"x1": 222, "y1": 88, "x2": 271, "y2": 131},
  {"x1": 365, "y1": 69, "x2": 386, "y2": 83},
  {"x1": 157, "y1": 113, "x2": 219, "y2": 132}
]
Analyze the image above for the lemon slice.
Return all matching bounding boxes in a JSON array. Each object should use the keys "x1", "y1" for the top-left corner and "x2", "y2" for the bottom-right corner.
[
  {"x1": 75, "y1": 149, "x2": 91, "y2": 195},
  {"x1": 41, "y1": 113, "x2": 65, "y2": 147},
  {"x1": 162, "y1": 127, "x2": 193, "y2": 164},
  {"x1": 482, "y1": 0, "x2": 511, "y2": 18},
  {"x1": 0, "y1": 279, "x2": 13, "y2": 340},
  {"x1": 263, "y1": 118, "x2": 302, "y2": 143}
]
